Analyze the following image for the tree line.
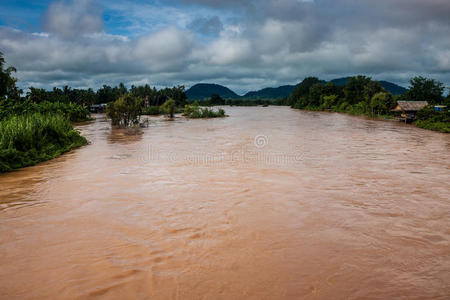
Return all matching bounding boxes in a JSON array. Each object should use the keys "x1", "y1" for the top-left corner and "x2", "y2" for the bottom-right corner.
[
  {"x1": 285, "y1": 75, "x2": 448, "y2": 116},
  {"x1": 27, "y1": 83, "x2": 187, "y2": 107}
]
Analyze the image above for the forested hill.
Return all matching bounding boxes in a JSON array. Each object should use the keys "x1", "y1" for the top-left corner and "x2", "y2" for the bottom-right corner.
[
  {"x1": 243, "y1": 85, "x2": 296, "y2": 99},
  {"x1": 330, "y1": 77, "x2": 407, "y2": 95},
  {"x1": 186, "y1": 78, "x2": 407, "y2": 100},
  {"x1": 186, "y1": 83, "x2": 239, "y2": 100}
]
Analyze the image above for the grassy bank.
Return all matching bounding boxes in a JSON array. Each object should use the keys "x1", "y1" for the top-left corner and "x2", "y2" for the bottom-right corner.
[
  {"x1": 0, "y1": 113, "x2": 87, "y2": 172},
  {"x1": 295, "y1": 104, "x2": 450, "y2": 133},
  {"x1": 414, "y1": 120, "x2": 450, "y2": 133}
]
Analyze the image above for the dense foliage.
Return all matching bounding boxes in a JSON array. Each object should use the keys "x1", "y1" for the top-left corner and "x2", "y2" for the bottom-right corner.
[
  {"x1": 106, "y1": 94, "x2": 142, "y2": 126},
  {"x1": 404, "y1": 77, "x2": 445, "y2": 105},
  {"x1": 25, "y1": 83, "x2": 187, "y2": 108},
  {"x1": 129, "y1": 85, "x2": 187, "y2": 107},
  {"x1": 414, "y1": 105, "x2": 450, "y2": 133},
  {"x1": 0, "y1": 53, "x2": 89, "y2": 172},
  {"x1": 287, "y1": 75, "x2": 448, "y2": 132},
  {"x1": 0, "y1": 99, "x2": 90, "y2": 122},
  {"x1": 0, "y1": 113, "x2": 87, "y2": 172}
]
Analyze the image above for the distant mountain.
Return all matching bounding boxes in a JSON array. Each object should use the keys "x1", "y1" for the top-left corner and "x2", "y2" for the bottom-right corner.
[
  {"x1": 329, "y1": 77, "x2": 407, "y2": 95},
  {"x1": 378, "y1": 81, "x2": 408, "y2": 95},
  {"x1": 243, "y1": 85, "x2": 296, "y2": 99},
  {"x1": 329, "y1": 77, "x2": 349, "y2": 87},
  {"x1": 186, "y1": 83, "x2": 239, "y2": 100},
  {"x1": 186, "y1": 77, "x2": 407, "y2": 100}
]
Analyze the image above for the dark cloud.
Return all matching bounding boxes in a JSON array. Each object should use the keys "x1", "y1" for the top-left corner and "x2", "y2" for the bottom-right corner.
[{"x1": 0, "y1": 0, "x2": 449, "y2": 92}]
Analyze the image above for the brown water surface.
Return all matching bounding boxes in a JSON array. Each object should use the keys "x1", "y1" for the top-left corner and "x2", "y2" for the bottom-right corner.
[{"x1": 1, "y1": 107, "x2": 449, "y2": 299}]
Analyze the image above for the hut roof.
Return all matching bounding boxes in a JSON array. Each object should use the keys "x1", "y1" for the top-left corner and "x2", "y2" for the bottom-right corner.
[{"x1": 392, "y1": 101, "x2": 428, "y2": 112}]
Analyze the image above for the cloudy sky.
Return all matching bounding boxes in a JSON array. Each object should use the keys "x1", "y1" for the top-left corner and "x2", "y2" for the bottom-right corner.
[{"x1": 0, "y1": 0, "x2": 449, "y2": 94}]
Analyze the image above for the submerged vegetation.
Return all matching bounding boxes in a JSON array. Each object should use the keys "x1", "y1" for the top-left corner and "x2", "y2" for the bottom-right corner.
[
  {"x1": 106, "y1": 94, "x2": 142, "y2": 126},
  {"x1": 183, "y1": 102, "x2": 227, "y2": 118},
  {"x1": 191, "y1": 94, "x2": 279, "y2": 107},
  {"x1": 160, "y1": 99, "x2": 176, "y2": 118},
  {"x1": 109, "y1": 96, "x2": 228, "y2": 123},
  {"x1": 0, "y1": 113, "x2": 87, "y2": 172},
  {"x1": 141, "y1": 106, "x2": 161, "y2": 116}
]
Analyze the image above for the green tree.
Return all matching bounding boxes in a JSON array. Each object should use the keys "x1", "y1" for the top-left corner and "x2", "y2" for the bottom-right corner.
[
  {"x1": 309, "y1": 83, "x2": 325, "y2": 107},
  {"x1": 322, "y1": 94, "x2": 339, "y2": 109},
  {"x1": 370, "y1": 92, "x2": 393, "y2": 116},
  {"x1": 160, "y1": 99, "x2": 176, "y2": 118},
  {"x1": 343, "y1": 76, "x2": 372, "y2": 105},
  {"x1": 309, "y1": 82, "x2": 342, "y2": 107},
  {"x1": 0, "y1": 51, "x2": 22, "y2": 101},
  {"x1": 288, "y1": 77, "x2": 321, "y2": 106},
  {"x1": 405, "y1": 76, "x2": 444, "y2": 105},
  {"x1": 106, "y1": 94, "x2": 142, "y2": 126},
  {"x1": 364, "y1": 80, "x2": 384, "y2": 104},
  {"x1": 210, "y1": 94, "x2": 225, "y2": 105}
]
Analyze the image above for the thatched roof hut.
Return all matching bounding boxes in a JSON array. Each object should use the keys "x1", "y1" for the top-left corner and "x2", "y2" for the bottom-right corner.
[{"x1": 392, "y1": 101, "x2": 428, "y2": 112}]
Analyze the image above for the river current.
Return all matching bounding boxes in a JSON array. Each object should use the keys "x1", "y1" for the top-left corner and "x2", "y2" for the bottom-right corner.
[{"x1": 1, "y1": 107, "x2": 449, "y2": 299}]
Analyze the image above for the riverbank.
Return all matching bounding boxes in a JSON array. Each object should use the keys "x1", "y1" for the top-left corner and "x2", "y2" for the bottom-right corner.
[
  {"x1": 0, "y1": 113, "x2": 88, "y2": 172},
  {"x1": 414, "y1": 120, "x2": 450, "y2": 133},
  {"x1": 293, "y1": 105, "x2": 449, "y2": 133}
]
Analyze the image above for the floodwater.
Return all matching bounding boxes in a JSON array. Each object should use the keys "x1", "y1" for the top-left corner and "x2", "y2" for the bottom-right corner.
[{"x1": 0, "y1": 107, "x2": 449, "y2": 299}]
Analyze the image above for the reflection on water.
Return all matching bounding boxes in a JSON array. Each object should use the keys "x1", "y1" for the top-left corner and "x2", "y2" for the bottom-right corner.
[
  {"x1": 107, "y1": 127, "x2": 144, "y2": 145},
  {"x1": 0, "y1": 107, "x2": 449, "y2": 299}
]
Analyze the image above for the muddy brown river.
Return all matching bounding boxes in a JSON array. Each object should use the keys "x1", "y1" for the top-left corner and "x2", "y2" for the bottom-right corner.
[{"x1": 0, "y1": 107, "x2": 449, "y2": 299}]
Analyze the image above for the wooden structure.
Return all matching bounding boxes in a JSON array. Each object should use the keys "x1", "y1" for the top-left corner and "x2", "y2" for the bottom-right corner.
[{"x1": 391, "y1": 101, "x2": 428, "y2": 123}]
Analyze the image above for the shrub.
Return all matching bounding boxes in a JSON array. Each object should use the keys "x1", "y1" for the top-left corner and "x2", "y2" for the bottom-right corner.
[
  {"x1": 414, "y1": 105, "x2": 450, "y2": 133},
  {"x1": 415, "y1": 120, "x2": 450, "y2": 133},
  {"x1": 336, "y1": 101, "x2": 349, "y2": 112},
  {"x1": 106, "y1": 94, "x2": 142, "y2": 126},
  {"x1": 183, "y1": 103, "x2": 227, "y2": 118},
  {"x1": 160, "y1": 99, "x2": 176, "y2": 118},
  {"x1": 347, "y1": 101, "x2": 369, "y2": 115},
  {"x1": 141, "y1": 106, "x2": 161, "y2": 115},
  {"x1": 416, "y1": 105, "x2": 437, "y2": 121}
]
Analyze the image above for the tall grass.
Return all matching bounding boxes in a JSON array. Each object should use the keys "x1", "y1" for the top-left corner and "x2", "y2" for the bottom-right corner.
[
  {"x1": 0, "y1": 113, "x2": 87, "y2": 172},
  {"x1": 0, "y1": 99, "x2": 90, "y2": 122},
  {"x1": 37, "y1": 101, "x2": 91, "y2": 122}
]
